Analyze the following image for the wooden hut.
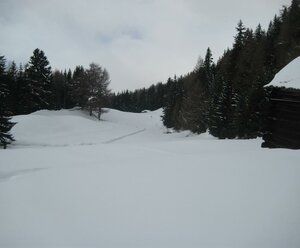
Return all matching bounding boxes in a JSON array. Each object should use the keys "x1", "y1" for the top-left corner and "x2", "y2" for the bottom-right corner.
[{"x1": 262, "y1": 57, "x2": 300, "y2": 149}]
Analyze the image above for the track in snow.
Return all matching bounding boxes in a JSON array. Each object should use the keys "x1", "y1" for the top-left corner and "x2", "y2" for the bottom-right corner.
[
  {"x1": 103, "y1": 128, "x2": 146, "y2": 144},
  {"x1": 0, "y1": 168, "x2": 47, "y2": 183}
]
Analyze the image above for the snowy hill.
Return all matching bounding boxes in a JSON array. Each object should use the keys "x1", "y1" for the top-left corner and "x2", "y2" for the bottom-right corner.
[
  {"x1": 267, "y1": 56, "x2": 300, "y2": 89},
  {"x1": 1, "y1": 109, "x2": 300, "y2": 248},
  {"x1": 11, "y1": 108, "x2": 166, "y2": 147}
]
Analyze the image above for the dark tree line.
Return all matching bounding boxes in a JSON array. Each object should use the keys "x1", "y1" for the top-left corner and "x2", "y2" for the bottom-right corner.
[
  {"x1": 182, "y1": 0, "x2": 300, "y2": 139},
  {"x1": 0, "y1": 49, "x2": 110, "y2": 148},
  {"x1": 111, "y1": 82, "x2": 167, "y2": 113},
  {"x1": 113, "y1": 0, "x2": 300, "y2": 139}
]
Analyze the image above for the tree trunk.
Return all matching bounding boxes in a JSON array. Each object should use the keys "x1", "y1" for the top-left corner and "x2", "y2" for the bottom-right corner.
[{"x1": 98, "y1": 107, "x2": 101, "y2": 120}]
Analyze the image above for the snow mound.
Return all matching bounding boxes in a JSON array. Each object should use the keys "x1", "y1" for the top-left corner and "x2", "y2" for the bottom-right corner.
[
  {"x1": 267, "y1": 56, "x2": 300, "y2": 89},
  {"x1": 11, "y1": 108, "x2": 199, "y2": 148},
  {"x1": 11, "y1": 108, "x2": 166, "y2": 147}
]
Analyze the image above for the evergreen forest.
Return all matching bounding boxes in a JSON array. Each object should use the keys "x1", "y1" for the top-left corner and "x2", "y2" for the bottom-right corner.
[{"x1": 112, "y1": 0, "x2": 300, "y2": 138}]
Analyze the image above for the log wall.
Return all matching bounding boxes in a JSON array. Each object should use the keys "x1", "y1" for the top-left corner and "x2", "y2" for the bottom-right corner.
[{"x1": 262, "y1": 88, "x2": 300, "y2": 149}]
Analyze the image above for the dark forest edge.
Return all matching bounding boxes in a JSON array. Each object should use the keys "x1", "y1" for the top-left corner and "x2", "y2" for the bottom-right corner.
[
  {"x1": 1, "y1": 0, "x2": 300, "y2": 148},
  {"x1": 112, "y1": 0, "x2": 300, "y2": 138}
]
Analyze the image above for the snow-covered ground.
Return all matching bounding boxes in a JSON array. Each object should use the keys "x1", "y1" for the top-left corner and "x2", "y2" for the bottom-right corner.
[{"x1": 1, "y1": 109, "x2": 300, "y2": 248}]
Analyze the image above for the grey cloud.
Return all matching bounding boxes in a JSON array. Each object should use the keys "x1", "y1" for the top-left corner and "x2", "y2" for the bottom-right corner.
[{"x1": 0, "y1": 0, "x2": 291, "y2": 91}]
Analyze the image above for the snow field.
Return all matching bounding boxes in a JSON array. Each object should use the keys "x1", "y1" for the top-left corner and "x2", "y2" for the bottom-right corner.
[{"x1": 0, "y1": 108, "x2": 300, "y2": 248}]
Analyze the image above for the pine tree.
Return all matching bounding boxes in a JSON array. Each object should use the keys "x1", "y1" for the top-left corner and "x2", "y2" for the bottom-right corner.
[
  {"x1": 15, "y1": 64, "x2": 28, "y2": 114},
  {"x1": 209, "y1": 78, "x2": 236, "y2": 139},
  {"x1": 0, "y1": 56, "x2": 15, "y2": 148},
  {"x1": 181, "y1": 78, "x2": 208, "y2": 133},
  {"x1": 162, "y1": 77, "x2": 183, "y2": 129},
  {"x1": 64, "y1": 69, "x2": 73, "y2": 108},
  {"x1": 204, "y1": 47, "x2": 214, "y2": 91},
  {"x1": 51, "y1": 70, "x2": 66, "y2": 110},
  {"x1": 277, "y1": 0, "x2": 300, "y2": 68},
  {"x1": 234, "y1": 20, "x2": 246, "y2": 51},
  {"x1": 70, "y1": 65, "x2": 87, "y2": 108},
  {"x1": 6, "y1": 61, "x2": 19, "y2": 114},
  {"x1": 265, "y1": 15, "x2": 282, "y2": 81},
  {"x1": 22, "y1": 48, "x2": 52, "y2": 113}
]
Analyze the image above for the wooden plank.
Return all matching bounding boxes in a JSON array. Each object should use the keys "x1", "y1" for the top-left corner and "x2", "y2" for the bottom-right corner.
[{"x1": 270, "y1": 98, "x2": 300, "y2": 103}]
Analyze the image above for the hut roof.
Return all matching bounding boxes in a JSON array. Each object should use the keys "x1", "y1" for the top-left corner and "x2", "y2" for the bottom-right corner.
[{"x1": 267, "y1": 56, "x2": 300, "y2": 90}]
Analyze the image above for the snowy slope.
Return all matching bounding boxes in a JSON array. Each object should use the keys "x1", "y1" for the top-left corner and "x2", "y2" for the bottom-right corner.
[
  {"x1": 11, "y1": 108, "x2": 162, "y2": 147},
  {"x1": 1, "y1": 109, "x2": 300, "y2": 248},
  {"x1": 267, "y1": 56, "x2": 300, "y2": 89}
]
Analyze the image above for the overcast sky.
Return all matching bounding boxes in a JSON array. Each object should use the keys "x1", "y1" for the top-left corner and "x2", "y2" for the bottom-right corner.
[{"x1": 0, "y1": 0, "x2": 291, "y2": 92}]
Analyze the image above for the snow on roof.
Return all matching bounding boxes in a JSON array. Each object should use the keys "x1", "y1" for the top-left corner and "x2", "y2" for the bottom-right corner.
[{"x1": 267, "y1": 56, "x2": 300, "y2": 90}]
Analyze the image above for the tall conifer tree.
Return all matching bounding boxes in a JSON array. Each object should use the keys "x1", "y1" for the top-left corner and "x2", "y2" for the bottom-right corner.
[
  {"x1": 22, "y1": 48, "x2": 52, "y2": 113},
  {"x1": 0, "y1": 56, "x2": 15, "y2": 148}
]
